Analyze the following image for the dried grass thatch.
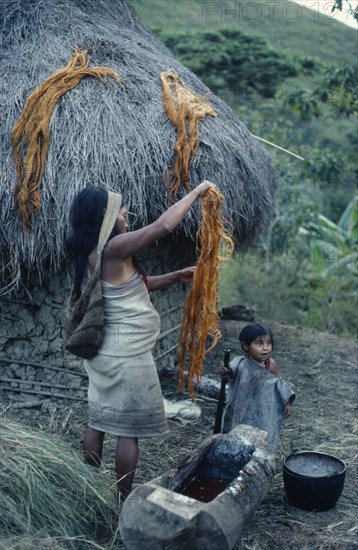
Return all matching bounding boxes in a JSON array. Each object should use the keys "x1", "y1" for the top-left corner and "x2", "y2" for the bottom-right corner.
[
  {"x1": 0, "y1": 419, "x2": 117, "y2": 548},
  {"x1": 1, "y1": 0, "x2": 276, "y2": 294}
]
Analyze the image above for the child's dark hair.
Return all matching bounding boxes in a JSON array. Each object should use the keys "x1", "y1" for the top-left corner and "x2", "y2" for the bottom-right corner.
[{"x1": 239, "y1": 323, "x2": 274, "y2": 350}]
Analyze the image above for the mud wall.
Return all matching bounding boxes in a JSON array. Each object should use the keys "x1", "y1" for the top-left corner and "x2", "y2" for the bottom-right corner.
[{"x1": 0, "y1": 239, "x2": 195, "y2": 402}]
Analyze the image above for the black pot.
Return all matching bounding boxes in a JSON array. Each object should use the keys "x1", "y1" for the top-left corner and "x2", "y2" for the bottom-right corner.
[{"x1": 283, "y1": 451, "x2": 346, "y2": 511}]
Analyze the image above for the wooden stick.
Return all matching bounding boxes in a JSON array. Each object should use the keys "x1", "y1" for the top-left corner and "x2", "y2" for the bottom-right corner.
[
  {"x1": 154, "y1": 343, "x2": 178, "y2": 361},
  {"x1": 0, "y1": 357, "x2": 87, "y2": 378},
  {"x1": 0, "y1": 377, "x2": 87, "y2": 393},
  {"x1": 213, "y1": 348, "x2": 230, "y2": 434},
  {"x1": 0, "y1": 298, "x2": 41, "y2": 307},
  {"x1": 195, "y1": 395, "x2": 218, "y2": 404},
  {"x1": 157, "y1": 324, "x2": 181, "y2": 341},
  {"x1": 1, "y1": 386, "x2": 87, "y2": 401},
  {"x1": 6, "y1": 400, "x2": 49, "y2": 409},
  {"x1": 160, "y1": 306, "x2": 181, "y2": 317}
]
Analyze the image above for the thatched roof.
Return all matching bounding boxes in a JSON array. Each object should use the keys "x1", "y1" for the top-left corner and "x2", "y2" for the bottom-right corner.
[{"x1": 1, "y1": 0, "x2": 276, "y2": 293}]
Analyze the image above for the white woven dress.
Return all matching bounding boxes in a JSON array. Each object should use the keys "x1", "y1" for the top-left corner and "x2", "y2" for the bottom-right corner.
[{"x1": 84, "y1": 271, "x2": 169, "y2": 437}]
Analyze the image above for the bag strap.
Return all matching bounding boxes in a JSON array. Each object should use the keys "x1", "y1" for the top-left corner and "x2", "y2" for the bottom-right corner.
[{"x1": 94, "y1": 191, "x2": 122, "y2": 274}]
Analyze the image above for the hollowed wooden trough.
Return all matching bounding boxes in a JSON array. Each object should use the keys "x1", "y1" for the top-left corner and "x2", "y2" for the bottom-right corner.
[{"x1": 119, "y1": 424, "x2": 275, "y2": 549}]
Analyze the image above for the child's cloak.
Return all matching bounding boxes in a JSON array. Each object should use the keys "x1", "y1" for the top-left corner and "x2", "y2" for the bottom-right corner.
[{"x1": 222, "y1": 356, "x2": 295, "y2": 450}]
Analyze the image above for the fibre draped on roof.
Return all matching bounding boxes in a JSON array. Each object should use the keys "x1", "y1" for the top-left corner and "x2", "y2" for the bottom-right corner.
[{"x1": 1, "y1": 0, "x2": 276, "y2": 293}]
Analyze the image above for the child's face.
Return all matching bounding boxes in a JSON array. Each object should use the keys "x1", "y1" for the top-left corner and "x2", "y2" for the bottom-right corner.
[{"x1": 245, "y1": 334, "x2": 272, "y2": 366}]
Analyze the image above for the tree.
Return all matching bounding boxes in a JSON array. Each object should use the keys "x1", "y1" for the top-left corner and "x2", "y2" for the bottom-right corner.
[
  {"x1": 284, "y1": 64, "x2": 358, "y2": 120},
  {"x1": 284, "y1": 0, "x2": 357, "y2": 120},
  {"x1": 154, "y1": 29, "x2": 319, "y2": 98},
  {"x1": 332, "y1": 0, "x2": 358, "y2": 20}
]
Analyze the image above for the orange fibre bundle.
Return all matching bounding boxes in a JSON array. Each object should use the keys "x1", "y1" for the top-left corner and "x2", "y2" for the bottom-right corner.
[
  {"x1": 160, "y1": 71, "x2": 216, "y2": 199},
  {"x1": 12, "y1": 50, "x2": 123, "y2": 231},
  {"x1": 177, "y1": 187, "x2": 234, "y2": 399}
]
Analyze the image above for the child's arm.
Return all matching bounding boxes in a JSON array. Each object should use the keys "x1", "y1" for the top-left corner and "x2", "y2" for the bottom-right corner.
[
  {"x1": 270, "y1": 358, "x2": 280, "y2": 376},
  {"x1": 284, "y1": 393, "x2": 295, "y2": 417},
  {"x1": 271, "y1": 359, "x2": 290, "y2": 415}
]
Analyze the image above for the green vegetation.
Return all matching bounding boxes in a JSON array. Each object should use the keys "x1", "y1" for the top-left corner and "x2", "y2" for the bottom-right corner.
[
  {"x1": 156, "y1": 28, "x2": 315, "y2": 97},
  {"x1": 136, "y1": 0, "x2": 357, "y2": 337},
  {"x1": 284, "y1": 63, "x2": 358, "y2": 119},
  {"x1": 219, "y1": 251, "x2": 357, "y2": 338},
  {"x1": 220, "y1": 194, "x2": 357, "y2": 337},
  {"x1": 301, "y1": 194, "x2": 358, "y2": 278},
  {"x1": 135, "y1": 0, "x2": 356, "y2": 65}
]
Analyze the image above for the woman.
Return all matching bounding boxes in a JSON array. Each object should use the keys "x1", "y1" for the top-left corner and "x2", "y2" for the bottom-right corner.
[{"x1": 67, "y1": 180, "x2": 215, "y2": 500}]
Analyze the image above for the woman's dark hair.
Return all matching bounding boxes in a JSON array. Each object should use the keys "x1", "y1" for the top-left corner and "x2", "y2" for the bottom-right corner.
[
  {"x1": 239, "y1": 323, "x2": 274, "y2": 350},
  {"x1": 66, "y1": 186, "x2": 120, "y2": 297}
]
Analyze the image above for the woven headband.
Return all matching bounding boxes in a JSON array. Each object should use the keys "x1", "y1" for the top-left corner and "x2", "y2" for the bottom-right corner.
[{"x1": 95, "y1": 190, "x2": 122, "y2": 269}]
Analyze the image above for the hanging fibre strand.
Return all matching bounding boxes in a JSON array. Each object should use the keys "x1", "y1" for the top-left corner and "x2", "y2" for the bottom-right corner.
[
  {"x1": 177, "y1": 187, "x2": 234, "y2": 400},
  {"x1": 160, "y1": 71, "x2": 217, "y2": 199},
  {"x1": 12, "y1": 50, "x2": 123, "y2": 231}
]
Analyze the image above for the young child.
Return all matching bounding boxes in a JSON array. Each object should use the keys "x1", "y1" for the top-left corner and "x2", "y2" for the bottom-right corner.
[{"x1": 220, "y1": 323, "x2": 295, "y2": 450}]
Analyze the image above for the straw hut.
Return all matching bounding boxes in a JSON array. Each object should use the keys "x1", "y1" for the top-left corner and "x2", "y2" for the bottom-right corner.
[{"x1": 0, "y1": 0, "x2": 276, "y2": 400}]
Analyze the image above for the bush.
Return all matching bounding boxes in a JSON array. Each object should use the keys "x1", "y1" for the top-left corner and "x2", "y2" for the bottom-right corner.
[{"x1": 219, "y1": 249, "x2": 357, "y2": 338}]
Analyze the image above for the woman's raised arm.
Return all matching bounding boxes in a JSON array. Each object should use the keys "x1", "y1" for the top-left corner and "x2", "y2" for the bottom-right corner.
[{"x1": 107, "y1": 181, "x2": 216, "y2": 261}]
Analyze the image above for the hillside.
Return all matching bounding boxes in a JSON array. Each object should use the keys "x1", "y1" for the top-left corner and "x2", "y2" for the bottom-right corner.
[
  {"x1": 134, "y1": 0, "x2": 357, "y2": 337},
  {"x1": 135, "y1": 0, "x2": 356, "y2": 154},
  {"x1": 135, "y1": 0, "x2": 356, "y2": 65}
]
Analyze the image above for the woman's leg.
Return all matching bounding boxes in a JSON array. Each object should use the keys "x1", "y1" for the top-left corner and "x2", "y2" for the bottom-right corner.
[
  {"x1": 115, "y1": 437, "x2": 139, "y2": 500},
  {"x1": 83, "y1": 427, "x2": 105, "y2": 467}
]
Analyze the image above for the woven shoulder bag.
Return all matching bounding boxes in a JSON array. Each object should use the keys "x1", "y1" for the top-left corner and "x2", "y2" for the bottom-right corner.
[{"x1": 64, "y1": 191, "x2": 122, "y2": 359}]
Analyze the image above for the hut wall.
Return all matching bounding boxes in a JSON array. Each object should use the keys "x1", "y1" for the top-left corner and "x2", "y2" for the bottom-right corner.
[{"x1": 0, "y1": 239, "x2": 195, "y2": 402}]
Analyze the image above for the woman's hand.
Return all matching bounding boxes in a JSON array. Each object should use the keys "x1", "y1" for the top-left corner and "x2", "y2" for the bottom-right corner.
[
  {"x1": 106, "y1": 181, "x2": 218, "y2": 262},
  {"x1": 146, "y1": 267, "x2": 195, "y2": 291},
  {"x1": 196, "y1": 180, "x2": 217, "y2": 196},
  {"x1": 175, "y1": 266, "x2": 195, "y2": 283}
]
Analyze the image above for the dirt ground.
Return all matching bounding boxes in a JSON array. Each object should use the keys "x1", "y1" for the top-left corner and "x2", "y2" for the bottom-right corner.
[{"x1": 4, "y1": 320, "x2": 358, "y2": 549}]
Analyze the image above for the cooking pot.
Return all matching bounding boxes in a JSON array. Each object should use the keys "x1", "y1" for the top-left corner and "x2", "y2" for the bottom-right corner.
[{"x1": 283, "y1": 451, "x2": 346, "y2": 511}]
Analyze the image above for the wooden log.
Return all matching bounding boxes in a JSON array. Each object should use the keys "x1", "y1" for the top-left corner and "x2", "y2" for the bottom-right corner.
[
  {"x1": 218, "y1": 304, "x2": 255, "y2": 322},
  {"x1": 119, "y1": 424, "x2": 275, "y2": 549},
  {"x1": 160, "y1": 366, "x2": 220, "y2": 399}
]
